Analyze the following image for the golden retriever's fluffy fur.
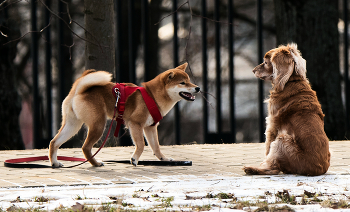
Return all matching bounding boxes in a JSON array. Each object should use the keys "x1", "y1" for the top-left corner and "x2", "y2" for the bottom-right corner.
[{"x1": 243, "y1": 43, "x2": 330, "y2": 176}]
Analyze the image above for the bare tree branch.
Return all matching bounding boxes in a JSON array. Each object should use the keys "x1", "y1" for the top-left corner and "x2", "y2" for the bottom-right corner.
[
  {"x1": 0, "y1": 0, "x2": 22, "y2": 12},
  {"x1": 154, "y1": 1, "x2": 188, "y2": 25},
  {"x1": 0, "y1": 30, "x2": 7, "y2": 37},
  {"x1": 160, "y1": 6, "x2": 275, "y2": 34},
  {"x1": 38, "y1": 0, "x2": 100, "y2": 47},
  {"x1": 60, "y1": 0, "x2": 72, "y2": 24},
  {"x1": 0, "y1": 0, "x2": 8, "y2": 8},
  {"x1": 155, "y1": 0, "x2": 220, "y2": 106}
]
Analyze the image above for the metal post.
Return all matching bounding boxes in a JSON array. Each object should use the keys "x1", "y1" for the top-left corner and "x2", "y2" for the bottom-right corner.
[
  {"x1": 344, "y1": 0, "x2": 350, "y2": 134},
  {"x1": 128, "y1": 0, "x2": 136, "y2": 83},
  {"x1": 142, "y1": 0, "x2": 150, "y2": 81},
  {"x1": 173, "y1": 0, "x2": 181, "y2": 145},
  {"x1": 202, "y1": 0, "x2": 208, "y2": 143},
  {"x1": 115, "y1": 0, "x2": 122, "y2": 82},
  {"x1": 257, "y1": 0, "x2": 264, "y2": 143},
  {"x1": 214, "y1": 0, "x2": 222, "y2": 134},
  {"x1": 31, "y1": 0, "x2": 40, "y2": 148},
  {"x1": 228, "y1": 0, "x2": 235, "y2": 143},
  {"x1": 58, "y1": 0, "x2": 65, "y2": 107},
  {"x1": 45, "y1": 0, "x2": 52, "y2": 139}
]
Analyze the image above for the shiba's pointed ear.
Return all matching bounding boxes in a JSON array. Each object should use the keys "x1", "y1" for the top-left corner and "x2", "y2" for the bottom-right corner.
[
  {"x1": 168, "y1": 71, "x2": 174, "y2": 80},
  {"x1": 176, "y1": 63, "x2": 188, "y2": 71}
]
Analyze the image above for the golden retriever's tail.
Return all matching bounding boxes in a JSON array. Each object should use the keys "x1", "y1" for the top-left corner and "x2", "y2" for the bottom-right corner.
[{"x1": 75, "y1": 70, "x2": 113, "y2": 95}]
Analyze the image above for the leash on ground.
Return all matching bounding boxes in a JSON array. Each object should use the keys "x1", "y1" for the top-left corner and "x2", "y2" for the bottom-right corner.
[
  {"x1": 4, "y1": 85, "x2": 192, "y2": 168},
  {"x1": 4, "y1": 88, "x2": 120, "y2": 169}
]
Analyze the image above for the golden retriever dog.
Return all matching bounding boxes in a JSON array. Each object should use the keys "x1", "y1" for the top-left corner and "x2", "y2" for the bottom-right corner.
[
  {"x1": 243, "y1": 43, "x2": 330, "y2": 176},
  {"x1": 49, "y1": 63, "x2": 200, "y2": 167}
]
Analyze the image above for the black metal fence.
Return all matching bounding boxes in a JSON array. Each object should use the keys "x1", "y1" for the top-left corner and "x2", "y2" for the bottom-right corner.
[{"x1": 27, "y1": 0, "x2": 350, "y2": 148}]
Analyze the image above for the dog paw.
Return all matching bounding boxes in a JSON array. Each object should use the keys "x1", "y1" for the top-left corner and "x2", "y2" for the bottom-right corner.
[
  {"x1": 52, "y1": 162, "x2": 63, "y2": 168},
  {"x1": 131, "y1": 158, "x2": 138, "y2": 166},
  {"x1": 160, "y1": 157, "x2": 173, "y2": 161},
  {"x1": 94, "y1": 162, "x2": 104, "y2": 167},
  {"x1": 243, "y1": 166, "x2": 259, "y2": 175}
]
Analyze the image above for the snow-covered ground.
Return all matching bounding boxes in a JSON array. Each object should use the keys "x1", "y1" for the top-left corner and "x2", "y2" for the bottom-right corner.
[{"x1": 1, "y1": 174, "x2": 350, "y2": 211}]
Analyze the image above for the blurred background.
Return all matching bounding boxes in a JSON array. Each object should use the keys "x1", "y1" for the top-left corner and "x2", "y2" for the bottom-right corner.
[{"x1": 0, "y1": 0, "x2": 348, "y2": 150}]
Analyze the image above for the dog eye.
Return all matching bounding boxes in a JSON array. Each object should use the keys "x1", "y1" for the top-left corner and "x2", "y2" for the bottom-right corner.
[{"x1": 180, "y1": 82, "x2": 185, "y2": 85}]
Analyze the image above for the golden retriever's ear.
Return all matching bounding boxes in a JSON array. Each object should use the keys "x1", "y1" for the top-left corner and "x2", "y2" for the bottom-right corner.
[
  {"x1": 176, "y1": 63, "x2": 188, "y2": 71},
  {"x1": 288, "y1": 43, "x2": 307, "y2": 80},
  {"x1": 271, "y1": 50, "x2": 294, "y2": 92}
]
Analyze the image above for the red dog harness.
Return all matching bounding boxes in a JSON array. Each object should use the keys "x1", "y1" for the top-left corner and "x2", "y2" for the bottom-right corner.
[{"x1": 112, "y1": 83, "x2": 163, "y2": 137}]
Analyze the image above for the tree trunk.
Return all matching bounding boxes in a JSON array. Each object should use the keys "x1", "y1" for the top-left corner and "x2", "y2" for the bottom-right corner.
[
  {"x1": 0, "y1": 9, "x2": 25, "y2": 150},
  {"x1": 274, "y1": 0, "x2": 345, "y2": 139},
  {"x1": 84, "y1": 0, "x2": 115, "y2": 73},
  {"x1": 83, "y1": 0, "x2": 116, "y2": 147}
]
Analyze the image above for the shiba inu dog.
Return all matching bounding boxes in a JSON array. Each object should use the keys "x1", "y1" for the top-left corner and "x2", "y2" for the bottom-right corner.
[{"x1": 49, "y1": 63, "x2": 200, "y2": 167}]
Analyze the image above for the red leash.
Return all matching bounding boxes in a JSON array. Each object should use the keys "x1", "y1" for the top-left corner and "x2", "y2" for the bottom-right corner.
[
  {"x1": 4, "y1": 98, "x2": 118, "y2": 168},
  {"x1": 4, "y1": 156, "x2": 86, "y2": 168},
  {"x1": 4, "y1": 84, "x2": 162, "y2": 168}
]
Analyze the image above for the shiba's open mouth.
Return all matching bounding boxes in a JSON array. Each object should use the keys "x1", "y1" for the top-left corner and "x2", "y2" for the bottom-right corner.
[{"x1": 179, "y1": 92, "x2": 195, "y2": 101}]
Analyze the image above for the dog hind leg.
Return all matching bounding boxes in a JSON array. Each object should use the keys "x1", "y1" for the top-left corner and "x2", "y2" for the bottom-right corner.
[
  {"x1": 82, "y1": 119, "x2": 106, "y2": 167},
  {"x1": 243, "y1": 136, "x2": 288, "y2": 175},
  {"x1": 49, "y1": 115, "x2": 83, "y2": 167},
  {"x1": 143, "y1": 126, "x2": 173, "y2": 161},
  {"x1": 243, "y1": 163, "x2": 280, "y2": 175}
]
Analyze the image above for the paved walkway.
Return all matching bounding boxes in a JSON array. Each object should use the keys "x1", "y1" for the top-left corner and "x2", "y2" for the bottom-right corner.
[{"x1": 0, "y1": 141, "x2": 349, "y2": 188}]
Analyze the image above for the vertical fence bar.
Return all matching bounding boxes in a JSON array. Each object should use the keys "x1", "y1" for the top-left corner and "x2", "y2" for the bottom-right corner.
[
  {"x1": 45, "y1": 0, "x2": 52, "y2": 139},
  {"x1": 31, "y1": 0, "x2": 40, "y2": 148},
  {"x1": 115, "y1": 0, "x2": 122, "y2": 82},
  {"x1": 201, "y1": 0, "x2": 208, "y2": 143},
  {"x1": 257, "y1": 0, "x2": 264, "y2": 143},
  {"x1": 228, "y1": 0, "x2": 235, "y2": 143},
  {"x1": 57, "y1": 0, "x2": 65, "y2": 109},
  {"x1": 214, "y1": 0, "x2": 222, "y2": 134},
  {"x1": 128, "y1": 0, "x2": 136, "y2": 83},
  {"x1": 173, "y1": 0, "x2": 181, "y2": 145},
  {"x1": 142, "y1": 0, "x2": 150, "y2": 81},
  {"x1": 344, "y1": 0, "x2": 350, "y2": 134}
]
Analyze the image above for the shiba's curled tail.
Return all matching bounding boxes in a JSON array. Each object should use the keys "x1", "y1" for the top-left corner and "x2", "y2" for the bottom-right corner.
[{"x1": 75, "y1": 69, "x2": 113, "y2": 95}]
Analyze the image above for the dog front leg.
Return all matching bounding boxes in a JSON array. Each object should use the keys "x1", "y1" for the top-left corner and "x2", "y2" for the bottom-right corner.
[
  {"x1": 265, "y1": 116, "x2": 277, "y2": 156},
  {"x1": 143, "y1": 125, "x2": 173, "y2": 161},
  {"x1": 128, "y1": 123, "x2": 145, "y2": 166},
  {"x1": 265, "y1": 130, "x2": 276, "y2": 156}
]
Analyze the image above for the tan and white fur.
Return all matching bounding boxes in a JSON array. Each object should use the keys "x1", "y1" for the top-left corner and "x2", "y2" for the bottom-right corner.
[
  {"x1": 49, "y1": 63, "x2": 200, "y2": 167},
  {"x1": 243, "y1": 43, "x2": 330, "y2": 176}
]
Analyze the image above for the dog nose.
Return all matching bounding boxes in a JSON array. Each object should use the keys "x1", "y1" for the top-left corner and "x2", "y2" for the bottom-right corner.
[
  {"x1": 253, "y1": 69, "x2": 256, "y2": 74},
  {"x1": 195, "y1": 87, "x2": 200, "y2": 92}
]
